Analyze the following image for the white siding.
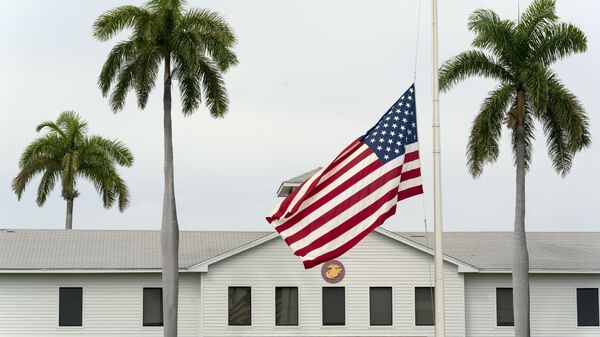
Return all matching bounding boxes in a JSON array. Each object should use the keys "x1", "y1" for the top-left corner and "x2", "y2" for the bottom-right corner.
[
  {"x1": 465, "y1": 273, "x2": 600, "y2": 337},
  {"x1": 0, "y1": 273, "x2": 200, "y2": 337},
  {"x1": 202, "y1": 231, "x2": 466, "y2": 337}
]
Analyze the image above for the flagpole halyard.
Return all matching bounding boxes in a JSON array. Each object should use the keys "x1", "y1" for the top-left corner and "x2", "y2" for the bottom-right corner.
[{"x1": 431, "y1": 0, "x2": 446, "y2": 336}]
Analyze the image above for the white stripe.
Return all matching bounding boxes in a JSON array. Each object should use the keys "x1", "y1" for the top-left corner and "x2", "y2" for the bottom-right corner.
[
  {"x1": 333, "y1": 141, "x2": 362, "y2": 163},
  {"x1": 399, "y1": 175, "x2": 422, "y2": 192},
  {"x1": 319, "y1": 143, "x2": 371, "y2": 184},
  {"x1": 275, "y1": 152, "x2": 379, "y2": 229},
  {"x1": 274, "y1": 156, "x2": 402, "y2": 239},
  {"x1": 300, "y1": 193, "x2": 398, "y2": 261},
  {"x1": 283, "y1": 167, "x2": 324, "y2": 216},
  {"x1": 404, "y1": 142, "x2": 419, "y2": 153},
  {"x1": 289, "y1": 174, "x2": 401, "y2": 251},
  {"x1": 401, "y1": 156, "x2": 421, "y2": 173}
]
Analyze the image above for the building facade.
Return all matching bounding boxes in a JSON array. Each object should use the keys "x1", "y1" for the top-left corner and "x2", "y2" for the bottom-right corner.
[{"x1": 1, "y1": 228, "x2": 600, "y2": 337}]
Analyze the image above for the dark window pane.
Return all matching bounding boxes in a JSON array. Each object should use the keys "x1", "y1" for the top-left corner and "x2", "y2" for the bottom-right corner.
[
  {"x1": 415, "y1": 287, "x2": 435, "y2": 326},
  {"x1": 370, "y1": 287, "x2": 392, "y2": 325},
  {"x1": 276, "y1": 287, "x2": 299, "y2": 326},
  {"x1": 577, "y1": 288, "x2": 599, "y2": 327},
  {"x1": 229, "y1": 287, "x2": 251, "y2": 326},
  {"x1": 143, "y1": 288, "x2": 163, "y2": 326},
  {"x1": 322, "y1": 287, "x2": 345, "y2": 326},
  {"x1": 496, "y1": 288, "x2": 514, "y2": 326},
  {"x1": 59, "y1": 287, "x2": 83, "y2": 326}
]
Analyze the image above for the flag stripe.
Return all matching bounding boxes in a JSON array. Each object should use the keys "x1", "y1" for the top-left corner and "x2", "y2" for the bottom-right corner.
[
  {"x1": 293, "y1": 185, "x2": 399, "y2": 257},
  {"x1": 286, "y1": 167, "x2": 402, "y2": 248},
  {"x1": 301, "y1": 202, "x2": 398, "y2": 268},
  {"x1": 274, "y1": 153, "x2": 398, "y2": 236},
  {"x1": 274, "y1": 157, "x2": 381, "y2": 235}
]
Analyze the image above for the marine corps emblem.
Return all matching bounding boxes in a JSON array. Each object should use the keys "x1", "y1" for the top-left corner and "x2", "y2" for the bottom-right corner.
[{"x1": 321, "y1": 259, "x2": 345, "y2": 283}]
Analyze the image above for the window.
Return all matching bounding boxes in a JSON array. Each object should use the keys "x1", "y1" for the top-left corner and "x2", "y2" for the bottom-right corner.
[
  {"x1": 415, "y1": 287, "x2": 434, "y2": 326},
  {"x1": 322, "y1": 287, "x2": 345, "y2": 326},
  {"x1": 577, "y1": 288, "x2": 599, "y2": 327},
  {"x1": 275, "y1": 287, "x2": 299, "y2": 326},
  {"x1": 228, "y1": 287, "x2": 251, "y2": 326},
  {"x1": 143, "y1": 288, "x2": 163, "y2": 326},
  {"x1": 370, "y1": 287, "x2": 392, "y2": 326},
  {"x1": 496, "y1": 288, "x2": 514, "y2": 326},
  {"x1": 59, "y1": 287, "x2": 83, "y2": 327}
]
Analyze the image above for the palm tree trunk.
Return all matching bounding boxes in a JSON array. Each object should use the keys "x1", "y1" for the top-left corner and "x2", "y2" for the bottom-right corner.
[
  {"x1": 161, "y1": 55, "x2": 179, "y2": 337},
  {"x1": 65, "y1": 198, "x2": 74, "y2": 230},
  {"x1": 513, "y1": 88, "x2": 530, "y2": 337}
]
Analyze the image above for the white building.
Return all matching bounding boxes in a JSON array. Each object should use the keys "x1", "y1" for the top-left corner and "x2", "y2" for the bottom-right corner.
[{"x1": 1, "y1": 227, "x2": 599, "y2": 337}]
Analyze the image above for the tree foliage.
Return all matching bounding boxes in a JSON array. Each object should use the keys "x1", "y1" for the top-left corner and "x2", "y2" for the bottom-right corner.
[
  {"x1": 12, "y1": 111, "x2": 133, "y2": 210},
  {"x1": 439, "y1": 0, "x2": 590, "y2": 177},
  {"x1": 93, "y1": 0, "x2": 238, "y2": 117}
]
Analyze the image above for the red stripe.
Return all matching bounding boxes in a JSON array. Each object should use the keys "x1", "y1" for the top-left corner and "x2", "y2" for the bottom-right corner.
[
  {"x1": 283, "y1": 165, "x2": 401, "y2": 245},
  {"x1": 274, "y1": 159, "x2": 382, "y2": 234},
  {"x1": 266, "y1": 180, "x2": 306, "y2": 223},
  {"x1": 302, "y1": 147, "x2": 373, "y2": 200},
  {"x1": 397, "y1": 185, "x2": 423, "y2": 202},
  {"x1": 293, "y1": 187, "x2": 399, "y2": 257},
  {"x1": 331, "y1": 139, "x2": 362, "y2": 166},
  {"x1": 399, "y1": 167, "x2": 421, "y2": 183},
  {"x1": 302, "y1": 205, "x2": 397, "y2": 269},
  {"x1": 285, "y1": 143, "x2": 368, "y2": 217},
  {"x1": 404, "y1": 150, "x2": 419, "y2": 162}
]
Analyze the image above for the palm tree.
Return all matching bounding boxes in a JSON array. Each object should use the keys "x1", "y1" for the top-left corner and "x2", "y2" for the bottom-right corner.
[
  {"x1": 12, "y1": 111, "x2": 133, "y2": 229},
  {"x1": 93, "y1": 1, "x2": 237, "y2": 335},
  {"x1": 439, "y1": 0, "x2": 590, "y2": 336}
]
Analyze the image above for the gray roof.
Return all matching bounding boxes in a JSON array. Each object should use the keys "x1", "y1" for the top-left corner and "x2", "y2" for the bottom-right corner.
[
  {"x1": 0, "y1": 229, "x2": 270, "y2": 270},
  {"x1": 400, "y1": 232, "x2": 600, "y2": 272},
  {"x1": 1, "y1": 229, "x2": 599, "y2": 272}
]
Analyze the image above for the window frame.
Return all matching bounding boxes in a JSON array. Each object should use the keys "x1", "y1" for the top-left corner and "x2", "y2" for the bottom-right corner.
[
  {"x1": 57, "y1": 286, "x2": 84, "y2": 328},
  {"x1": 142, "y1": 287, "x2": 164, "y2": 327},
  {"x1": 368, "y1": 286, "x2": 394, "y2": 326},
  {"x1": 576, "y1": 287, "x2": 600, "y2": 328},
  {"x1": 495, "y1": 287, "x2": 515, "y2": 327},
  {"x1": 321, "y1": 286, "x2": 347, "y2": 327},
  {"x1": 227, "y1": 286, "x2": 252, "y2": 327},
  {"x1": 414, "y1": 286, "x2": 435, "y2": 327},
  {"x1": 274, "y1": 286, "x2": 300, "y2": 327}
]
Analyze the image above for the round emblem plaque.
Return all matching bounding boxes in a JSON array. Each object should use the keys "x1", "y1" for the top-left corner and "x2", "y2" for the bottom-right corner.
[{"x1": 321, "y1": 259, "x2": 345, "y2": 283}]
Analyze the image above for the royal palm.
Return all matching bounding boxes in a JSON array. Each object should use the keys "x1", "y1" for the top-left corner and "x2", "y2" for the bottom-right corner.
[
  {"x1": 93, "y1": 1, "x2": 237, "y2": 336},
  {"x1": 13, "y1": 111, "x2": 133, "y2": 229},
  {"x1": 439, "y1": 1, "x2": 590, "y2": 336}
]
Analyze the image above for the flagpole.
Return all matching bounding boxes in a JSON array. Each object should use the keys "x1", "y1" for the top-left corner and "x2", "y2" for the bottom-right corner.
[{"x1": 431, "y1": 0, "x2": 446, "y2": 336}]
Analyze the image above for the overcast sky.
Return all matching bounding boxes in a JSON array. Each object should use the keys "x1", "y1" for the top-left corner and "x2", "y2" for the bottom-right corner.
[{"x1": 0, "y1": 0, "x2": 598, "y2": 232}]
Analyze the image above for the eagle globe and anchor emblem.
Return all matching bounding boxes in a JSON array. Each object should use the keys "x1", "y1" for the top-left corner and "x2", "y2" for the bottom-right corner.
[{"x1": 320, "y1": 259, "x2": 345, "y2": 283}]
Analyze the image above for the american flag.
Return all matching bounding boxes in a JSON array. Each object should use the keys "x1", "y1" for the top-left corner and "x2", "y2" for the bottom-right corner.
[{"x1": 267, "y1": 84, "x2": 423, "y2": 269}]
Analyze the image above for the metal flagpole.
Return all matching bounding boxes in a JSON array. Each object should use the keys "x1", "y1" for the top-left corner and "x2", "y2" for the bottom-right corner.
[{"x1": 431, "y1": 0, "x2": 445, "y2": 336}]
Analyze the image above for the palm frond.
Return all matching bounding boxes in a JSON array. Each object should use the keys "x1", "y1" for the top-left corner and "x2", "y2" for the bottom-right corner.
[
  {"x1": 468, "y1": 9, "x2": 518, "y2": 64},
  {"x1": 517, "y1": 0, "x2": 558, "y2": 38},
  {"x1": 36, "y1": 169, "x2": 59, "y2": 206},
  {"x1": 98, "y1": 39, "x2": 139, "y2": 96},
  {"x1": 84, "y1": 136, "x2": 134, "y2": 167},
  {"x1": 439, "y1": 50, "x2": 513, "y2": 92},
  {"x1": 173, "y1": 50, "x2": 201, "y2": 114},
  {"x1": 180, "y1": 9, "x2": 238, "y2": 71},
  {"x1": 532, "y1": 22, "x2": 587, "y2": 66},
  {"x1": 197, "y1": 55, "x2": 229, "y2": 118},
  {"x1": 93, "y1": 5, "x2": 151, "y2": 41},
  {"x1": 538, "y1": 75, "x2": 591, "y2": 175},
  {"x1": 109, "y1": 58, "x2": 138, "y2": 112},
  {"x1": 133, "y1": 47, "x2": 162, "y2": 109},
  {"x1": 467, "y1": 84, "x2": 515, "y2": 176}
]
